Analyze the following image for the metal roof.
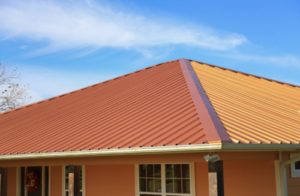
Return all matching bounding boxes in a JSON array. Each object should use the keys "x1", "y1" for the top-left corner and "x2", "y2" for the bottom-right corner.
[
  {"x1": 0, "y1": 60, "x2": 220, "y2": 156},
  {"x1": 0, "y1": 59, "x2": 299, "y2": 158},
  {"x1": 192, "y1": 61, "x2": 300, "y2": 144}
]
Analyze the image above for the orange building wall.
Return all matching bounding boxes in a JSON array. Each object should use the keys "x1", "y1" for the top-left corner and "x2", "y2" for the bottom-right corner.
[
  {"x1": 194, "y1": 162, "x2": 209, "y2": 196},
  {"x1": 50, "y1": 166, "x2": 62, "y2": 196},
  {"x1": 223, "y1": 160, "x2": 277, "y2": 196},
  {"x1": 288, "y1": 166, "x2": 300, "y2": 196},
  {"x1": 7, "y1": 167, "x2": 16, "y2": 196},
  {"x1": 85, "y1": 164, "x2": 135, "y2": 196}
]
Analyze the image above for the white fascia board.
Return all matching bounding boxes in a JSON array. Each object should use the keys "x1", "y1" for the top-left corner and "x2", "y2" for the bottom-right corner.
[
  {"x1": 0, "y1": 144, "x2": 222, "y2": 160},
  {"x1": 1, "y1": 143, "x2": 300, "y2": 161}
]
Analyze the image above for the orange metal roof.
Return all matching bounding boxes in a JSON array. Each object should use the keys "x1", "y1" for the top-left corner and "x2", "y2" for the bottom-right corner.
[
  {"x1": 0, "y1": 59, "x2": 300, "y2": 157},
  {"x1": 0, "y1": 60, "x2": 222, "y2": 155},
  {"x1": 191, "y1": 61, "x2": 300, "y2": 144}
]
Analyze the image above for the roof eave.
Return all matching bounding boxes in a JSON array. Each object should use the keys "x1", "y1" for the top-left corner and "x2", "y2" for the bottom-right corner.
[
  {"x1": 0, "y1": 144, "x2": 222, "y2": 160},
  {"x1": 1, "y1": 143, "x2": 300, "y2": 161},
  {"x1": 222, "y1": 143, "x2": 300, "y2": 151}
]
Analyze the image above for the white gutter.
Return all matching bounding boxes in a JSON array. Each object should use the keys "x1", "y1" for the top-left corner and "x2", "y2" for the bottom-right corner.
[
  {"x1": 0, "y1": 144, "x2": 222, "y2": 160},
  {"x1": 0, "y1": 143, "x2": 300, "y2": 161}
]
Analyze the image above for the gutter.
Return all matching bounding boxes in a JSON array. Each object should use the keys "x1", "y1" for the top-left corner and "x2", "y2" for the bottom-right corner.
[
  {"x1": 222, "y1": 143, "x2": 300, "y2": 151},
  {"x1": 0, "y1": 144, "x2": 222, "y2": 160},
  {"x1": 1, "y1": 143, "x2": 300, "y2": 161}
]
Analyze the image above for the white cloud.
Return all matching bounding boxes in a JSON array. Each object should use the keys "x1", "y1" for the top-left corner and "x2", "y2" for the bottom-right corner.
[{"x1": 0, "y1": 0, "x2": 247, "y2": 53}]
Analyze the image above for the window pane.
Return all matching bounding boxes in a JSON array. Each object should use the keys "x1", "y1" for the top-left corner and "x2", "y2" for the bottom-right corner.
[
  {"x1": 173, "y1": 179, "x2": 182, "y2": 193},
  {"x1": 166, "y1": 179, "x2": 173, "y2": 193},
  {"x1": 182, "y1": 179, "x2": 190, "y2": 193},
  {"x1": 147, "y1": 165, "x2": 154, "y2": 177},
  {"x1": 165, "y1": 164, "x2": 191, "y2": 194},
  {"x1": 174, "y1": 165, "x2": 181, "y2": 178},
  {"x1": 166, "y1": 164, "x2": 173, "y2": 178},
  {"x1": 140, "y1": 178, "x2": 146, "y2": 192},
  {"x1": 154, "y1": 165, "x2": 161, "y2": 178},
  {"x1": 182, "y1": 164, "x2": 190, "y2": 178},
  {"x1": 295, "y1": 161, "x2": 300, "y2": 170},
  {"x1": 154, "y1": 179, "x2": 161, "y2": 192},
  {"x1": 65, "y1": 165, "x2": 82, "y2": 194},
  {"x1": 147, "y1": 178, "x2": 154, "y2": 192},
  {"x1": 140, "y1": 165, "x2": 147, "y2": 177}
]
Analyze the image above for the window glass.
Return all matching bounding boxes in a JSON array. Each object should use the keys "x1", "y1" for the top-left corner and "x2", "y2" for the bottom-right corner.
[
  {"x1": 139, "y1": 164, "x2": 161, "y2": 193},
  {"x1": 65, "y1": 165, "x2": 83, "y2": 196},
  {"x1": 138, "y1": 164, "x2": 191, "y2": 196},
  {"x1": 165, "y1": 164, "x2": 190, "y2": 194},
  {"x1": 295, "y1": 161, "x2": 300, "y2": 170}
]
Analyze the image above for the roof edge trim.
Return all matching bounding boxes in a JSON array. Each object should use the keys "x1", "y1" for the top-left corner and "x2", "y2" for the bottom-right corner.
[
  {"x1": 0, "y1": 144, "x2": 300, "y2": 160},
  {"x1": 179, "y1": 59, "x2": 231, "y2": 143},
  {"x1": 222, "y1": 143, "x2": 300, "y2": 151},
  {"x1": 0, "y1": 144, "x2": 222, "y2": 160}
]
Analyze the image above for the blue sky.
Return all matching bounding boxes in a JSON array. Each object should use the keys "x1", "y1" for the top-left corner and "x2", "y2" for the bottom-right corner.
[{"x1": 0, "y1": 0, "x2": 299, "y2": 103}]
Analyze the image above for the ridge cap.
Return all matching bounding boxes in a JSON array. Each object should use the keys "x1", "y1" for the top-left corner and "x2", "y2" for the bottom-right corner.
[{"x1": 179, "y1": 59, "x2": 232, "y2": 144}]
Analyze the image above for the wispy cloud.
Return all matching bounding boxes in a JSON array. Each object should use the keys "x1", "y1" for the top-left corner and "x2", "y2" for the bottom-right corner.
[{"x1": 0, "y1": 0, "x2": 247, "y2": 54}]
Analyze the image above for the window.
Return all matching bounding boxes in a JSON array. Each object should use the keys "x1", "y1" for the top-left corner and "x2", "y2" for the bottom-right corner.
[
  {"x1": 137, "y1": 164, "x2": 194, "y2": 196},
  {"x1": 290, "y1": 154, "x2": 300, "y2": 178},
  {"x1": 64, "y1": 165, "x2": 84, "y2": 196},
  {"x1": 20, "y1": 166, "x2": 49, "y2": 196}
]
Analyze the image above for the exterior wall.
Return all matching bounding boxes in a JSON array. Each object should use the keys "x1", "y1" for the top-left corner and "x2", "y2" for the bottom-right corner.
[
  {"x1": 7, "y1": 167, "x2": 16, "y2": 196},
  {"x1": 288, "y1": 174, "x2": 300, "y2": 196},
  {"x1": 50, "y1": 166, "x2": 62, "y2": 196},
  {"x1": 85, "y1": 164, "x2": 135, "y2": 196},
  {"x1": 194, "y1": 162, "x2": 209, "y2": 196},
  {"x1": 0, "y1": 152, "x2": 282, "y2": 196},
  {"x1": 223, "y1": 159, "x2": 277, "y2": 196},
  {"x1": 288, "y1": 164, "x2": 300, "y2": 196}
]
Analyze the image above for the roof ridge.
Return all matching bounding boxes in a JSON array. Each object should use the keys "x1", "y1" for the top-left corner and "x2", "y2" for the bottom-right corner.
[
  {"x1": 1, "y1": 59, "x2": 180, "y2": 116},
  {"x1": 179, "y1": 59, "x2": 232, "y2": 144},
  {"x1": 192, "y1": 60, "x2": 300, "y2": 89}
]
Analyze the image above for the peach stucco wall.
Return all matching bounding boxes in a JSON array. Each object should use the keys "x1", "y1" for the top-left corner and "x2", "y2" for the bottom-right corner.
[
  {"x1": 223, "y1": 160, "x2": 277, "y2": 196},
  {"x1": 85, "y1": 164, "x2": 135, "y2": 196},
  {"x1": 50, "y1": 166, "x2": 62, "y2": 196},
  {"x1": 7, "y1": 167, "x2": 16, "y2": 196},
  {"x1": 288, "y1": 175, "x2": 300, "y2": 196},
  {"x1": 194, "y1": 162, "x2": 209, "y2": 196},
  {"x1": 0, "y1": 152, "x2": 286, "y2": 196}
]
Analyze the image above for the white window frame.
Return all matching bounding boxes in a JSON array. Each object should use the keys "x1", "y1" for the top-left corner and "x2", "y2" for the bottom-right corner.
[
  {"x1": 135, "y1": 163, "x2": 195, "y2": 196},
  {"x1": 290, "y1": 154, "x2": 300, "y2": 178},
  {"x1": 62, "y1": 165, "x2": 85, "y2": 196}
]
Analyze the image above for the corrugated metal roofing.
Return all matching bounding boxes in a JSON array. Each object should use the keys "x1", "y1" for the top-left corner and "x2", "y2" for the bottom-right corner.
[
  {"x1": 0, "y1": 59, "x2": 300, "y2": 157},
  {"x1": 0, "y1": 60, "x2": 213, "y2": 155},
  {"x1": 191, "y1": 61, "x2": 300, "y2": 144}
]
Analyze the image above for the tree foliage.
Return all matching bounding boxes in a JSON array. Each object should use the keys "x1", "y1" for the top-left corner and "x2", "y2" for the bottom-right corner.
[{"x1": 0, "y1": 64, "x2": 27, "y2": 112}]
